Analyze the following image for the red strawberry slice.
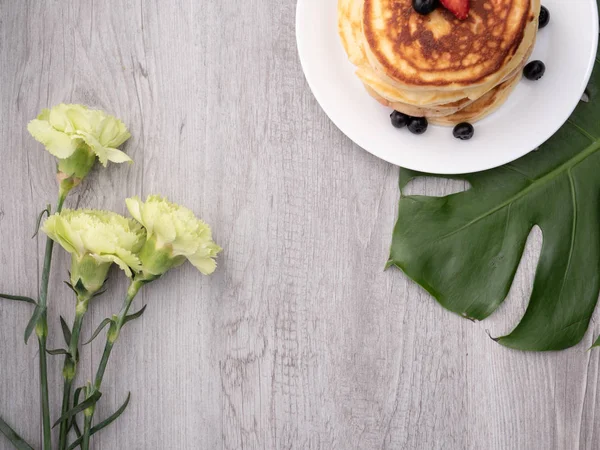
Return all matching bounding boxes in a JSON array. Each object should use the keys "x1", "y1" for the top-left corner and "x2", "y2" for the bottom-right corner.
[{"x1": 440, "y1": 0, "x2": 470, "y2": 20}]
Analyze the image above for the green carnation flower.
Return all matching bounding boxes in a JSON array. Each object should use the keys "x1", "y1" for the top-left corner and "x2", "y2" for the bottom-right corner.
[
  {"x1": 126, "y1": 195, "x2": 222, "y2": 277},
  {"x1": 42, "y1": 209, "x2": 146, "y2": 294},
  {"x1": 28, "y1": 104, "x2": 132, "y2": 184}
]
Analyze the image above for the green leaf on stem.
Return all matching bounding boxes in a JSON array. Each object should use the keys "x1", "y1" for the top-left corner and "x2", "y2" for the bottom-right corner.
[
  {"x1": 92, "y1": 288, "x2": 108, "y2": 298},
  {"x1": 74, "y1": 279, "x2": 86, "y2": 293},
  {"x1": 46, "y1": 348, "x2": 69, "y2": 356},
  {"x1": 63, "y1": 281, "x2": 78, "y2": 295},
  {"x1": 591, "y1": 335, "x2": 600, "y2": 349},
  {"x1": 0, "y1": 294, "x2": 37, "y2": 305},
  {"x1": 72, "y1": 387, "x2": 84, "y2": 410},
  {"x1": 83, "y1": 318, "x2": 113, "y2": 345},
  {"x1": 66, "y1": 393, "x2": 131, "y2": 450},
  {"x1": 123, "y1": 304, "x2": 147, "y2": 326},
  {"x1": 0, "y1": 415, "x2": 35, "y2": 450},
  {"x1": 60, "y1": 316, "x2": 72, "y2": 345},
  {"x1": 90, "y1": 392, "x2": 131, "y2": 434},
  {"x1": 71, "y1": 418, "x2": 82, "y2": 439},
  {"x1": 32, "y1": 205, "x2": 51, "y2": 238},
  {"x1": 66, "y1": 387, "x2": 85, "y2": 437},
  {"x1": 52, "y1": 391, "x2": 102, "y2": 428},
  {"x1": 24, "y1": 305, "x2": 46, "y2": 344}
]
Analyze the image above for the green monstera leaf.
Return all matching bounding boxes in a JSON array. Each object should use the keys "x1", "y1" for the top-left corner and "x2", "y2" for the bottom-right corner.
[{"x1": 388, "y1": 50, "x2": 600, "y2": 352}]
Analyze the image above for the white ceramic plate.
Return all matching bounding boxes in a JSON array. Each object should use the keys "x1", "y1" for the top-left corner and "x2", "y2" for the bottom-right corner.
[{"x1": 296, "y1": 0, "x2": 599, "y2": 174}]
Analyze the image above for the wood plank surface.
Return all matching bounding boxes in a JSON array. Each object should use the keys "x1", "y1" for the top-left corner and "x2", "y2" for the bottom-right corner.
[{"x1": 0, "y1": 1, "x2": 599, "y2": 449}]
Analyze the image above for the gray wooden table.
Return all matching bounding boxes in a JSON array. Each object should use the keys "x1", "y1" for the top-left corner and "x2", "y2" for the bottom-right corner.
[{"x1": 1, "y1": 1, "x2": 599, "y2": 449}]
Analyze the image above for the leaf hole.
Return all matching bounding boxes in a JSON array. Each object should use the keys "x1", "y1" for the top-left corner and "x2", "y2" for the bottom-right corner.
[
  {"x1": 402, "y1": 176, "x2": 471, "y2": 197},
  {"x1": 581, "y1": 88, "x2": 591, "y2": 103},
  {"x1": 482, "y1": 225, "x2": 542, "y2": 336}
]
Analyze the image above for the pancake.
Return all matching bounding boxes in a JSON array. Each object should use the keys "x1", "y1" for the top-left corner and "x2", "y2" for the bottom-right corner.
[
  {"x1": 338, "y1": 0, "x2": 368, "y2": 66},
  {"x1": 338, "y1": 0, "x2": 539, "y2": 125},
  {"x1": 429, "y1": 72, "x2": 522, "y2": 125},
  {"x1": 339, "y1": 0, "x2": 539, "y2": 107},
  {"x1": 364, "y1": 85, "x2": 475, "y2": 117},
  {"x1": 362, "y1": 0, "x2": 538, "y2": 90},
  {"x1": 364, "y1": 37, "x2": 534, "y2": 120}
]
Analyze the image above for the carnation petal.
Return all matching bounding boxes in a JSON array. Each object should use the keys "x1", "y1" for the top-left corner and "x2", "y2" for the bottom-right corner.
[
  {"x1": 52, "y1": 215, "x2": 85, "y2": 256},
  {"x1": 188, "y1": 252, "x2": 218, "y2": 275},
  {"x1": 105, "y1": 148, "x2": 132, "y2": 164},
  {"x1": 98, "y1": 117, "x2": 131, "y2": 148},
  {"x1": 48, "y1": 104, "x2": 74, "y2": 132},
  {"x1": 115, "y1": 249, "x2": 143, "y2": 273},
  {"x1": 37, "y1": 109, "x2": 51, "y2": 121},
  {"x1": 27, "y1": 120, "x2": 79, "y2": 159},
  {"x1": 126, "y1": 197, "x2": 143, "y2": 224},
  {"x1": 154, "y1": 215, "x2": 177, "y2": 244},
  {"x1": 65, "y1": 105, "x2": 93, "y2": 133},
  {"x1": 92, "y1": 254, "x2": 134, "y2": 278},
  {"x1": 78, "y1": 131, "x2": 108, "y2": 166}
]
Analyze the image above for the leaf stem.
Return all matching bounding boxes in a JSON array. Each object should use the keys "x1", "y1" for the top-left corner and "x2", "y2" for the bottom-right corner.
[
  {"x1": 81, "y1": 279, "x2": 144, "y2": 449},
  {"x1": 58, "y1": 294, "x2": 90, "y2": 450},
  {"x1": 37, "y1": 190, "x2": 67, "y2": 450}
]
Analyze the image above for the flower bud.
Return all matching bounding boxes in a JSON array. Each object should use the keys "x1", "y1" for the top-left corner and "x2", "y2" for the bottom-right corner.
[
  {"x1": 70, "y1": 254, "x2": 112, "y2": 295},
  {"x1": 136, "y1": 235, "x2": 187, "y2": 277},
  {"x1": 57, "y1": 143, "x2": 97, "y2": 180}
]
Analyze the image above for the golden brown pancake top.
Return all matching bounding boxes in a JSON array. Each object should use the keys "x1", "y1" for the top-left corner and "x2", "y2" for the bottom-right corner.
[{"x1": 363, "y1": 0, "x2": 535, "y2": 87}]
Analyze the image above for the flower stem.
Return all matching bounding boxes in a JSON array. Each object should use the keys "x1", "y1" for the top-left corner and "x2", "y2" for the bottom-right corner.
[
  {"x1": 37, "y1": 335, "x2": 51, "y2": 450},
  {"x1": 58, "y1": 295, "x2": 90, "y2": 450},
  {"x1": 81, "y1": 414, "x2": 92, "y2": 450},
  {"x1": 80, "y1": 279, "x2": 144, "y2": 449},
  {"x1": 57, "y1": 377, "x2": 72, "y2": 450},
  {"x1": 37, "y1": 191, "x2": 68, "y2": 450}
]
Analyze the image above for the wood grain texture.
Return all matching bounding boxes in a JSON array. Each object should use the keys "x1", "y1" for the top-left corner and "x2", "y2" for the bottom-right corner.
[{"x1": 0, "y1": 1, "x2": 599, "y2": 449}]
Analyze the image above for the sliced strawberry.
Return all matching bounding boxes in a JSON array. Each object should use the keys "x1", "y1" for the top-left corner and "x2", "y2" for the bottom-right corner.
[{"x1": 440, "y1": 0, "x2": 470, "y2": 20}]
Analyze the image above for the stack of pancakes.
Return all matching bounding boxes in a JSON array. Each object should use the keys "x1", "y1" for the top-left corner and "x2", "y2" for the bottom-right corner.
[{"x1": 338, "y1": 0, "x2": 540, "y2": 125}]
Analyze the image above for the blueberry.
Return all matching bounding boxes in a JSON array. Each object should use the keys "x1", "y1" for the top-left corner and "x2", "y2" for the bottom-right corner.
[
  {"x1": 390, "y1": 110, "x2": 410, "y2": 128},
  {"x1": 407, "y1": 117, "x2": 428, "y2": 135},
  {"x1": 453, "y1": 122, "x2": 474, "y2": 140},
  {"x1": 523, "y1": 60, "x2": 545, "y2": 81},
  {"x1": 539, "y1": 6, "x2": 550, "y2": 28},
  {"x1": 412, "y1": 0, "x2": 439, "y2": 15}
]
